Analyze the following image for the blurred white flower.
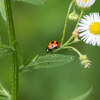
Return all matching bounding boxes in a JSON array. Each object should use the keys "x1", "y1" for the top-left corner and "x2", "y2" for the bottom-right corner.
[
  {"x1": 78, "y1": 13, "x2": 100, "y2": 46},
  {"x1": 76, "y1": 0, "x2": 96, "y2": 8}
]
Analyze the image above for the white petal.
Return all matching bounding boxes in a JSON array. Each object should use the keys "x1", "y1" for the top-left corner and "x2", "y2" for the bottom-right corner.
[{"x1": 78, "y1": 12, "x2": 100, "y2": 46}]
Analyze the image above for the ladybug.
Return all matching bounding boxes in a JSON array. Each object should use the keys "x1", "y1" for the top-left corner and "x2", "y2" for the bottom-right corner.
[{"x1": 46, "y1": 41, "x2": 60, "y2": 53}]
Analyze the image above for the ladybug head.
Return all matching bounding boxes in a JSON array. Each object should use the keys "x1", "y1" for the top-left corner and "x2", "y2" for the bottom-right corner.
[{"x1": 46, "y1": 47, "x2": 51, "y2": 53}]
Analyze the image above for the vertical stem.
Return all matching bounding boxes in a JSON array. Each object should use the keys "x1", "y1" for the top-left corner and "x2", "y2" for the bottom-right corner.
[
  {"x1": 75, "y1": 9, "x2": 84, "y2": 29},
  {"x1": 63, "y1": 9, "x2": 84, "y2": 45},
  {"x1": 4, "y1": 0, "x2": 18, "y2": 100},
  {"x1": 60, "y1": 0, "x2": 75, "y2": 45}
]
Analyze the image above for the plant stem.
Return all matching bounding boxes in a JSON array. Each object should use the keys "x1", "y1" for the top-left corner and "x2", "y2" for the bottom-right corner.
[
  {"x1": 64, "y1": 46, "x2": 82, "y2": 56},
  {"x1": 75, "y1": 9, "x2": 84, "y2": 29},
  {"x1": 53, "y1": 46, "x2": 63, "y2": 53},
  {"x1": 63, "y1": 35, "x2": 74, "y2": 46},
  {"x1": 65, "y1": 39, "x2": 82, "y2": 46},
  {"x1": 60, "y1": 0, "x2": 75, "y2": 45},
  {"x1": 4, "y1": 0, "x2": 19, "y2": 100},
  {"x1": 54, "y1": 8, "x2": 84, "y2": 54},
  {"x1": 62, "y1": 9, "x2": 84, "y2": 46}
]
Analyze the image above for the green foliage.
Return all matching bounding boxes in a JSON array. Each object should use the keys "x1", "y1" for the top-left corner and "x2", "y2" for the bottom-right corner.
[
  {"x1": 0, "y1": 0, "x2": 6, "y2": 21},
  {"x1": 70, "y1": 87, "x2": 93, "y2": 100},
  {"x1": 16, "y1": 42, "x2": 23, "y2": 66},
  {"x1": 16, "y1": 0, "x2": 46, "y2": 5},
  {"x1": 0, "y1": 80, "x2": 11, "y2": 100},
  {"x1": 0, "y1": 39, "x2": 12, "y2": 59},
  {"x1": 0, "y1": 0, "x2": 97, "y2": 99},
  {"x1": 22, "y1": 54, "x2": 75, "y2": 72}
]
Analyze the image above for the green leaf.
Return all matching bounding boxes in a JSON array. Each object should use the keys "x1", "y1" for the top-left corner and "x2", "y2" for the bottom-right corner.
[
  {"x1": 16, "y1": 0, "x2": 46, "y2": 5},
  {"x1": 69, "y1": 87, "x2": 93, "y2": 100},
  {"x1": 16, "y1": 42, "x2": 23, "y2": 66},
  {"x1": 0, "y1": 0, "x2": 6, "y2": 21},
  {"x1": 0, "y1": 80, "x2": 11, "y2": 100},
  {"x1": 22, "y1": 54, "x2": 74, "y2": 72},
  {"x1": 0, "y1": 45, "x2": 12, "y2": 59},
  {"x1": 0, "y1": 38, "x2": 12, "y2": 59},
  {"x1": 0, "y1": 50, "x2": 9, "y2": 59}
]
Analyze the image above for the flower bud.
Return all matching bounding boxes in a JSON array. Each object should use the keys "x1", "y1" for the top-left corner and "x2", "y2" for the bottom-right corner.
[
  {"x1": 79, "y1": 55, "x2": 91, "y2": 68},
  {"x1": 69, "y1": 11, "x2": 79, "y2": 21},
  {"x1": 72, "y1": 29, "x2": 79, "y2": 41}
]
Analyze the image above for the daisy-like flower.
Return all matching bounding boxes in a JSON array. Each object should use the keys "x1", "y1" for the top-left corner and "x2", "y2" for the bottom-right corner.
[
  {"x1": 78, "y1": 13, "x2": 100, "y2": 46},
  {"x1": 76, "y1": 0, "x2": 96, "y2": 8}
]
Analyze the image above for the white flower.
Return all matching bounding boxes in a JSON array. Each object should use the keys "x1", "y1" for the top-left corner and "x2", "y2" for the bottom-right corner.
[
  {"x1": 76, "y1": 0, "x2": 96, "y2": 8},
  {"x1": 78, "y1": 13, "x2": 100, "y2": 46}
]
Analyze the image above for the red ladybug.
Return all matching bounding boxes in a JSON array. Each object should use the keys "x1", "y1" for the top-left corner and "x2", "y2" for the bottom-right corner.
[{"x1": 46, "y1": 41, "x2": 60, "y2": 53}]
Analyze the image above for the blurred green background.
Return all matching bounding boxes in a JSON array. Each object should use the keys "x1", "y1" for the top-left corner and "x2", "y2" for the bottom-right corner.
[{"x1": 0, "y1": 0, "x2": 100, "y2": 100}]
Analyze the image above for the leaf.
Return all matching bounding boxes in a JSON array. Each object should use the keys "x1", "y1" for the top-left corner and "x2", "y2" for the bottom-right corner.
[
  {"x1": 69, "y1": 87, "x2": 93, "y2": 100},
  {"x1": 22, "y1": 54, "x2": 74, "y2": 72},
  {"x1": 0, "y1": 0, "x2": 6, "y2": 21},
  {"x1": 0, "y1": 38, "x2": 12, "y2": 59},
  {"x1": 16, "y1": 0, "x2": 46, "y2": 5},
  {"x1": 0, "y1": 80, "x2": 11, "y2": 100},
  {"x1": 16, "y1": 42, "x2": 23, "y2": 66},
  {"x1": 0, "y1": 45, "x2": 12, "y2": 59},
  {"x1": 0, "y1": 49, "x2": 10, "y2": 59},
  {"x1": 19, "y1": 55, "x2": 38, "y2": 72}
]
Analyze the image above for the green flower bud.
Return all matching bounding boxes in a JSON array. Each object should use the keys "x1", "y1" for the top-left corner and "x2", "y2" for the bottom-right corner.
[
  {"x1": 79, "y1": 55, "x2": 91, "y2": 68},
  {"x1": 69, "y1": 11, "x2": 79, "y2": 21}
]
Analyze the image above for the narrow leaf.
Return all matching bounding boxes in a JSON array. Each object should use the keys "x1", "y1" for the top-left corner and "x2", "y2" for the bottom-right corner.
[
  {"x1": 16, "y1": 42, "x2": 23, "y2": 66},
  {"x1": 0, "y1": 80, "x2": 11, "y2": 100},
  {"x1": 0, "y1": 0, "x2": 6, "y2": 21},
  {"x1": 69, "y1": 87, "x2": 93, "y2": 100},
  {"x1": 23, "y1": 54, "x2": 74, "y2": 72},
  {"x1": 16, "y1": 0, "x2": 46, "y2": 5},
  {"x1": 0, "y1": 39, "x2": 12, "y2": 59},
  {"x1": 0, "y1": 49, "x2": 10, "y2": 59}
]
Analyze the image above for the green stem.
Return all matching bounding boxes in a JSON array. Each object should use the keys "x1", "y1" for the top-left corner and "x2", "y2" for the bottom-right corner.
[
  {"x1": 64, "y1": 46, "x2": 82, "y2": 56},
  {"x1": 62, "y1": 9, "x2": 84, "y2": 46},
  {"x1": 53, "y1": 46, "x2": 63, "y2": 53},
  {"x1": 75, "y1": 9, "x2": 84, "y2": 29},
  {"x1": 54, "y1": 8, "x2": 84, "y2": 54},
  {"x1": 63, "y1": 35, "x2": 74, "y2": 46},
  {"x1": 65, "y1": 39, "x2": 82, "y2": 46},
  {"x1": 60, "y1": 0, "x2": 75, "y2": 45},
  {"x1": 4, "y1": 0, "x2": 19, "y2": 100}
]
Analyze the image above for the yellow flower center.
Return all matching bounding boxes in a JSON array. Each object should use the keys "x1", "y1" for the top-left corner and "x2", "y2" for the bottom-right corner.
[
  {"x1": 82, "y1": 0, "x2": 88, "y2": 3},
  {"x1": 89, "y1": 22, "x2": 100, "y2": 35}
]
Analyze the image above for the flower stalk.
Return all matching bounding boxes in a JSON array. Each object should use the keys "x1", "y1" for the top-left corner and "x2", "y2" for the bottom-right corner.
[
  {"x1": 60, "y1": 0, "x2": 75, "y2": 45},
  {"x1": 4, "y1": 0, "x2": 19, "y2": 100},
  {"x1": 54, "y1": 8, "x2": 84, "y2": 53},
  {"x1": 64, "y1": 46, "x2": 82, "y2": 56},
  {"x1": 64, "y1": 9, "x2": 84, "y2": 45},
  {"x1": 60, "y1": 8, "x2": 83, "y2": 50},
  {"x1": 75, "y1": 8, "x2": 84, "y2": 29}
]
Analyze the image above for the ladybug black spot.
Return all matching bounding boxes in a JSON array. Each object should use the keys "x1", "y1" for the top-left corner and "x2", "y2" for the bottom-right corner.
[
  {"x1": 51, "y1": 41, "x2": 54, "y2": 44},
  {"x1": 56, "y1": 41, "x2": 59, "y2": 44}
]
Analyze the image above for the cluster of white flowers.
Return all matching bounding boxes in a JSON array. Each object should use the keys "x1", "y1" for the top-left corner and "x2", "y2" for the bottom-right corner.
[{"x1": 75, "y1": 0, "x2": 100, "y2": 47}]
